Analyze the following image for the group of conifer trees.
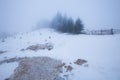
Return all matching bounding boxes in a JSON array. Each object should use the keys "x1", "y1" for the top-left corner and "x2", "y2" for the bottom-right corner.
[{"x1": 51, "y1": 12, "x2": 84, "y2": 34}]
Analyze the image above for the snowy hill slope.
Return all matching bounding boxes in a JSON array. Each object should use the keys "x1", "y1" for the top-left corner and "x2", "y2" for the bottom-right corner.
[{"x1": 0, "y1": 28, "x2": 120, "y2": 80}]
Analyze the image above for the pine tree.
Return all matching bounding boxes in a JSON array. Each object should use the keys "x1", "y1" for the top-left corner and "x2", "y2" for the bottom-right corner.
[
  {"x1": 67, "y1": 17, "x2": 74, "y2": 33},
  {"x1": 74, "y1": 18, "x2": 84, "y2": 34}
]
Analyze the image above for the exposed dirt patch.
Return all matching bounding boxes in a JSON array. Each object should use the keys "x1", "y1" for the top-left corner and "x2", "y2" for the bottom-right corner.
[
  {"x1": 74, "y1": 59, "x2": 87, "y2": 65},
  {"x1": 24, "y1": 42, "x2": 54, "y2": 51},
  {"x1": 8, "y1": 57, "x2": 64, "y2": 80}
]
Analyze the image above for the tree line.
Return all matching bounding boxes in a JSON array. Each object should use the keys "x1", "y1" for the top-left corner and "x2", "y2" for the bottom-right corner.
[{"x1": 50, "y1": 12, "x2": 84, "y2": 34}]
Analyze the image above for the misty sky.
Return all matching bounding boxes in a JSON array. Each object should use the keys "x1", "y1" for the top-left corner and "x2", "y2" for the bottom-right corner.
[{"x1": 0, "y1": 0, "x2": 120, "y2": 33}]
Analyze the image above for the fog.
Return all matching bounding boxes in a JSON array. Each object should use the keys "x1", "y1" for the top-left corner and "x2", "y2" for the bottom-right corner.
[{"x1": 0, "y1": 0, "x2": 120, "y2": 34}]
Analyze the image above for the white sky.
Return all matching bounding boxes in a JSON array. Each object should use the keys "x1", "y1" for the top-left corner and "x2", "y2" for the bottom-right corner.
[{"x1": 0, "y1": 0, "x2": 120, "y2": 33}]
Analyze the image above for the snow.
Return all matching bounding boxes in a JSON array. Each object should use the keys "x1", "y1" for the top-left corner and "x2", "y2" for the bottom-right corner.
[
  {"x1": 0, "y1": 28, "x2": 120, "y2": 80},
  {"x1": 0, "y1": 62, "x2": 18, "y2": 80}
]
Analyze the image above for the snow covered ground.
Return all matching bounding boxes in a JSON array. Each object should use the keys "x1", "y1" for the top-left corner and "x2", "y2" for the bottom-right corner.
[{"x1": 0, "y1": 28, "x2": 120, "y2": 80}]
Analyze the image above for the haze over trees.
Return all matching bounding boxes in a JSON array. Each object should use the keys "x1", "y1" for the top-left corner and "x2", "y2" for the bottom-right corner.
[{"x1": 51, "y1": 12, "x2": 84, "y2": 34}]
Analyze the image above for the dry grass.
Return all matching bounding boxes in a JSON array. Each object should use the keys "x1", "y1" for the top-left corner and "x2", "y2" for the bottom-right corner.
[
  {"x1": 26, "y1": 43, "x2": 53, "y2": 51},
  {"x1": 0, "y1": 57, "x2": 25, "y2": 65},
  {"x1": 8, "y1": 57, "x2": 64, "y2": 80},
  {"x1": 74, "y1": 59, "x2": 87, "y2": 65}
]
